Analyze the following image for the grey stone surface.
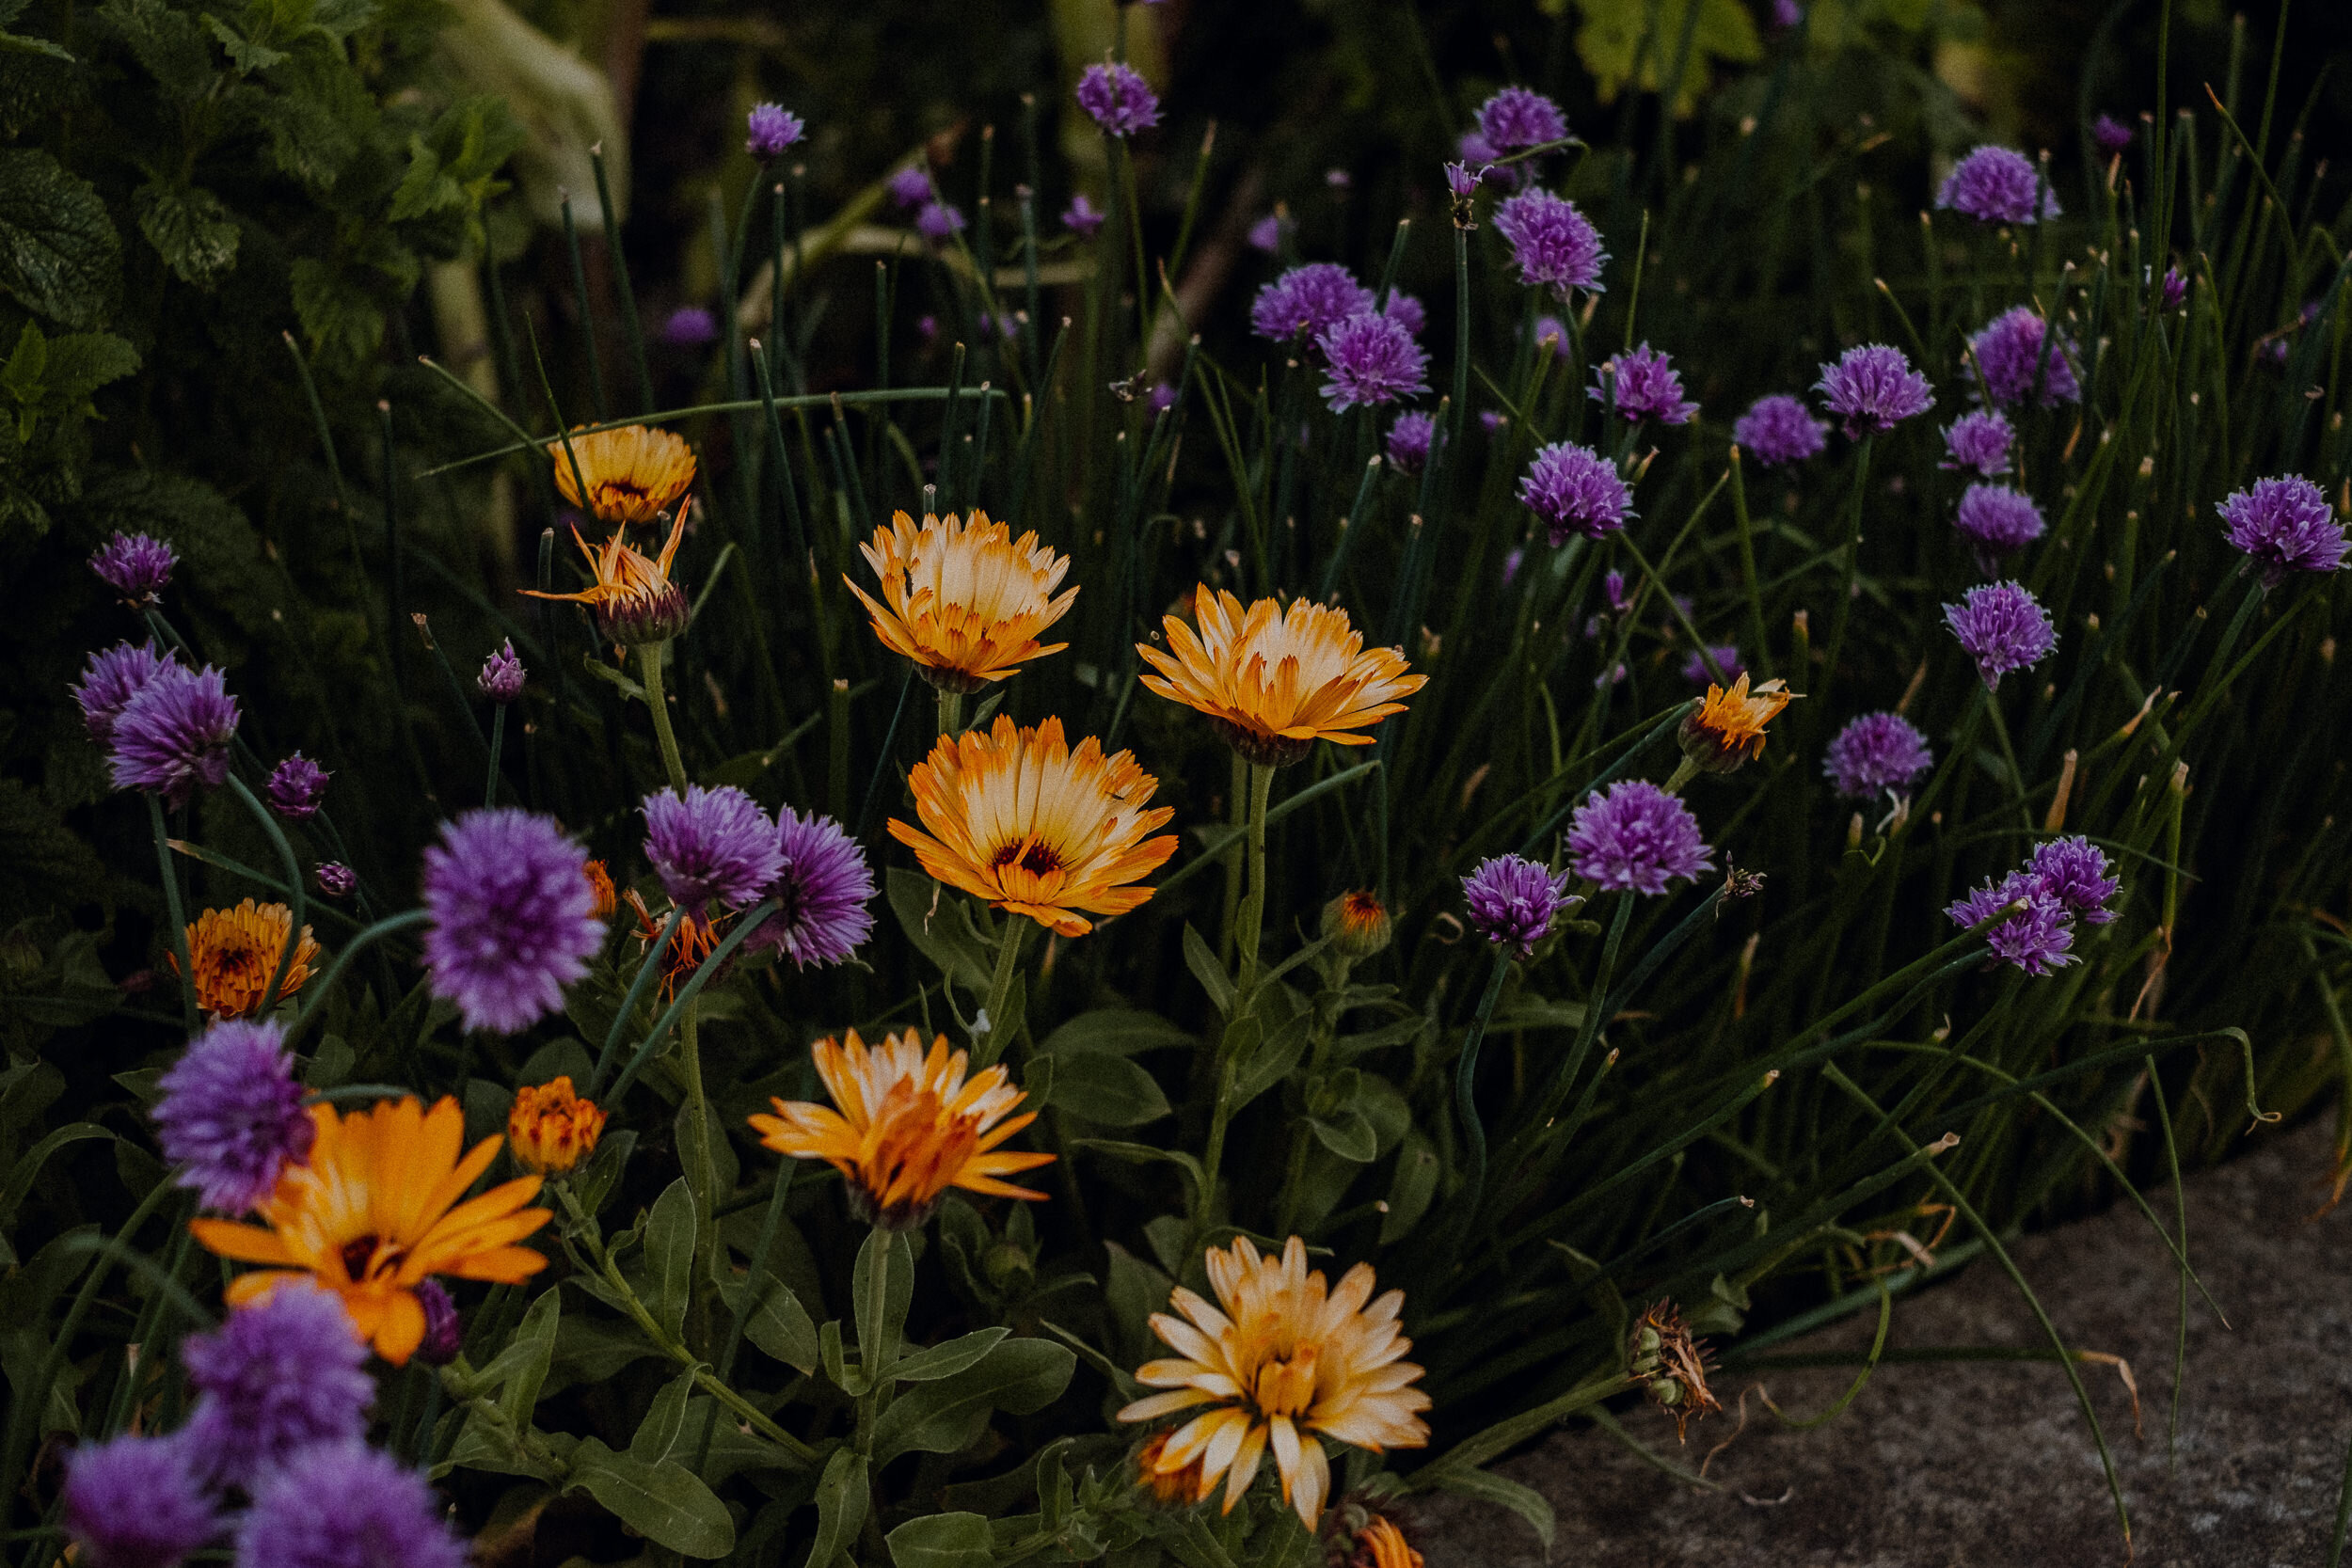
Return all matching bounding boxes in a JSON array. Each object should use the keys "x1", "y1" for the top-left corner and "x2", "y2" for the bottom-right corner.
[{"x1": 1412, "y1": 1117, "x2": 2352, "y2": 1567}]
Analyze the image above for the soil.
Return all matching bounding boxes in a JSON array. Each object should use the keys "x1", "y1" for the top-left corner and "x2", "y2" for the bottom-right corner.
[{"x1": 1410, "y1": 1116, "x2": 2352, "y2": 1568}]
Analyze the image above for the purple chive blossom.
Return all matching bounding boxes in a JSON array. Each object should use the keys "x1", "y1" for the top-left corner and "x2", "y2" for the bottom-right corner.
[
  {"x1": 1493, "y1": 189, "x2": 1608, "y2": 294},
  {"x1": 1935, "y1": 145, "x2": 2059, "y2": 224},
  {"x1": 1458, "y1": 129, "x2": 1500, "y2": 166},
  {"x1": 1604, "y1": 570, "x2": 1631, "y2": 611},
  {"x1": 1566, "y1": 780, "x2": 1715, "y2": 896},
  {"x1": 1941, "y1": 410, "x2": 2015, "y2": 477},
  {"x1": 414, "y1": 1279, "x2": 464, "y2": 1366},
  {"x1": 265, "y1": 752, "x2": 329, "y2": 821},
  {"x1": 421, "y1": 808, "x2": 604, "y2": 1036},
  {"x1": 1386, "y1": 411, "x2": 1438, "y2": 474},
  {"x1": 1733, "y1": 394, "x2": 1828, "y2": 467},
  {"x1": 479, "y1": 639, "x2": 525, "y2": 703},
  {"x1": 1815, "y1": 344, "x2": 1934, "y2": 437},
  {"x1": 916, "y1": 201, "x2": 966, "y2": 242},
  {"x1": 1533, "y1": 314, "x2": 1574, "y2": 359},
  {"x1": 1771, "y1": 0, "x2": 1803, "y2": 26},
  {"x1": 109, "y1": 661, "x2": 238, "y2": 807},
  {"x1": 1503, "y1": 547, "x2": 1527, "y2": 587},
  {"x1": 1147, "y1": 381, "x2": 1178, "y2": 417},
  {"x1": 1592, "y1": 342, "x2": 1698, "y2": 424},
  {"x1": 746, "y1": 806, "x2": 876, "y2": 967},
  {"x1": 63, "y1": 1435, "x2": 219, "y2": 1568},
  {"x1": 2218, "y1": 475, "x2": 2348, "y2": 588},
  {"x1": 2092, "y1": 114, "x2": 2135, "y2": 154},
  {"x1": 1316, "y1": 310, "x2": 1430, "y2": 412},
  {"x1": 315, "y1": 862, "x2": 357, "y2": 898},
  {"x1": 1326, "y1": 168, "x2": 1352, "y2": 190},
  {"x1": 1475, "y1": 87, "x2": 1570, "y2": 156},
  {"x1": 1063, "y1": 194, "x2": 1106, "y2": 238},
  {"x1": 658, "y1": 306, "x2": 718, "y2": 348},
  {"x1": 2031, "y1": 836, "x2": 2121, "y2": 924},
  {"x1": 1823, "y1": 712, "x2": 1934, "y2": 800},
  {"x1": 1076, "y1": 62, "x2": 1159, "y2": 137},
  {"x1": 1680, "y1": 645, "x2": 1744, "y2": 685},
  {"x1": 181, "y1": 1285, "x2": 373, "y2": 1489},
  {"x1": 887, "y1": 166, "x2": 933, "y2": 209},
  {"x1": 152, "y1": 1020, "x2": 313, "y2": 1214},
  {"x1": 235, "y1": 1441, "x2": 469, "y2": 1568},
  {"x1": 2159, "y1": 266, "x2": 2187, "y2": 309},
  {"x1": 1479, "y1": 410, "x2": 1506, "y2": 434},
  {"x1": 1248, "y1": 213, "x2": 1286, "y2": 253},
  {"x1": 1462, "y1": 853, "x2": 1575, "y2": 957},
  {"x1": 1381, "y1": 291, "x2": 1427, "y2": 337},
  {"x1": 1444, "y1": 162, "x2": 1482, "y2": 199},
  {"x1": 89, "y1": 531, "x2": 178, "y2": 604},
  {"x1": 1944, "y1": 580, "x2": 2057, "y2": 689},
  {"x1": 1969, "y1": 308, "x2": 2080, "y2": 406},
  {"x1": 1250, "y1": 263, "x2": 1375, "y2": 341},
  {"x1": 1521, "y1": 441, "x2": 1633, "y2": 543},
  {"x1": 1953, "y1": 483, "x2": 2047, "y2": 566},
  {"x1": 74, "y1": 641, "x2": 176, "y2": 741},
  {"x1": 1947, "y1": 869, "x2": 2075, "y2": 974},
  {"x1": 745, "y1": 103, "x2": 804, "y2": 158},
  {"x1": 643, "y1": 784, "x2": 787, "y2": 910}
]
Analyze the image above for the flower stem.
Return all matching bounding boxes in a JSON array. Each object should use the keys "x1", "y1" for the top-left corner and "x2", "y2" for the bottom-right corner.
[
  {"x1": 976, "y1": 915, "x2": 1028, "y2": 1069},
  {"x1": 639, "y1": 640, "x2": 691, "y2": 795},
  {"x1": 1454, "y1": 949, "x2": 1514, "y2": 1222},
  {"x1": 286, "y1": 909, "x2": 434, "y2": 1051},
  {"x1": 485, "y1": 705, "x2": 506, "y2": 807},
  {"x1": 225, "y1": 774, "x2": 309, "y2": 1013},
  {"x1": 675, "y1": 996, "x2": 719, "y2": 1354},
  {"x1": 1234, "y1": 762, "x2": 1276, "y2": 998},
  {"x1": 147, "y1": 795, "x2": 198, "y2": 1030},
  {"x1": 936, "y1": 686, "x2": 964, "y2": 738},
  {"x1": 1820, "y1": 433, "x2": 1874, "y2": 704}
]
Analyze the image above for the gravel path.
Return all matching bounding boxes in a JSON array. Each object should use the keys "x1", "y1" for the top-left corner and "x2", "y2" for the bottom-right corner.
[{"x1": 1411, "y1": 1116, "x2": 2352, "y2": 1568}]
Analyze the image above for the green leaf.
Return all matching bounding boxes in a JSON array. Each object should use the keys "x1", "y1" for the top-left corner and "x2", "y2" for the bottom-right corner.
[
  {"x1": 719, "y1": 1267, "x2": 819, "y2": 1375},
  {"x1": 487, "y1": 1287, "x2": 560, "y2": 1429},
  {"x1": 203, "y1": 13, "x2": 284, "y2": 69},
  {"x1": 1380, "y1": 1132, "x2": 1442, "y2": 1243},
  {"x1": 1039, "y1": 1050, "x2": 1170, "y2": 1126},
  {"x1": 133, "y1": 177, "x2": 242, "y2": 284},
  {"x1": 853, "y1": 1227, "x2": 913, "y2": 1380},
  {"x1": 641, "y1": 1179, "x2": 695, "y2": 1338},
  {"x1": 96, "y1": 0, "x2": 211, "y2": 95},
  {"x1": 888, "y1": 1326, "x2": 1008, "y2": 1385},
  {"x1": 887, "y1": 867, "x2": 993, "y2": 991},
  {"x1": 568, "y1": 1128, "x2": 635, "y2": 1217},
  {"x1": 1570, "y1": 0, "x2": 1760, "y2": 116},
  {"x1": 565, "y1": 1438, "x2": 735, "y2": 1557},
  {"x1": 0, "y1": 1124, "x2": 108, "y2": 1226},
  {"x1": 1231, "y1": 1005, "x2": 1311, "y2": 1111},
  {"x1": 885, "y1": 1513, "x2": 994, "y2": 1568},
  {"x1": 36, "y1": 330, "x2": 138, "y2": 405},
  {"x1": 1039, "y1": 1007, "x2": 1195, "y2": 1057},
  {"x1": 804, "y1": 1447, "x2": 869, "y2": 1568},
  {"x1": 628, "y1": 1371, "x2": 696, "y2": 1465},
  {"x1": 0, "y1": 149, "x2": 119, "y2": 328},
  {"x1": 1182, "y1": 923, "x2": 1236, "y2": 1015},
  {"x1": 1, "y1": 317, "x2": 44, "y2": 400},
  {"x1": 1309, "y1": 1110, "x2": 1378, "y2": 1164},
  {"x1": 1423, "y1": 1466, "x2": 1555, "y2": 1548},
  {"x1": 288, "y1": 254, "x2": 385, "y2": 363},
  {"x1": 868, "y1": 1338, "x2": 1075, "y2": 1464},
  {"x1": 1074, "y1": 1139, "x2": 1209, "y2": 1209}
]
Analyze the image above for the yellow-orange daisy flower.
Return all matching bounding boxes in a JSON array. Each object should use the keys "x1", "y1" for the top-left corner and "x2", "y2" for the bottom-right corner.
[
  {"x1": 547, "y1": 423, "x2": 697, "y2": 524},
  {"x1": 507, "y1": 1076, "x2": 606, "y2": 1175},
  {"x1": 888, "y1": 714, "x2": 1177, "y2": 938},
  {"x1": 172, "y1": 899, "x2": 320, "y2": 1019},
  {"x1": 1677, "y1": 673, "x2": 1797, "y2": 774},
  {"x1": 1137, "y1": 586, "x2": 1427, "y2": 766},
  {"x1": 189, "y1": 1096, "x2": 550, "y2": 1365},
  {"x1": 746, "y1": 1028, "x2": 1053, "y2": 1228},
  {"x1": 1119, "y1": 1236, "x2": 1431, "y2": 1528},
  {"x1": 846, "y1": 510, "x2": 1078, "y2": 693},
  {"x1": 521, "y1": 507, "x2": 690, "y2": 647}
]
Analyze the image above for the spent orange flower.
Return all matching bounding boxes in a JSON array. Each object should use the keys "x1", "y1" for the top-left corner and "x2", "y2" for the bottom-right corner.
[
  {"x1": 624, "y1": 889, "x2": 723, "y2": 999},
  {"x1": 507, "y1": 1076, "x2": 606, "y2": 1175},
  {"x1": 583, "y1": 858, "x2": 617, "y2": 920},
  {"x1": 1134, "y1": 1431, "x2": 1207, "y2": 1507},
  {"x1": 747, "y1": 1028, "x2": 1053, "y2": 1228},
  {"x1": 189, "y1": 1096, "x2": 550, "y2": 1364},
  {"x1": 1342, "y1": 1513, "x2": 1424, "y2": 1568},
  {"x1": 522, "y1": 507, "x2": 690, "y2": 647},
  {"x1": 547, "y1": 423, "x2": 697, "y2": 524},
  {"x1": 173, "y1": 899, "x2": 320, "y2": 1019},
  {"x1": 1677, "y1": 673, "x2": 1797, "y2": 774},
  {"x1": 846, "y1": 510, "x2": 1078, "y2": 692},
  {"x1": 1119, "y1": 1236, "x2": 1431, "y2": 1528},
  {"x1": 1138, "y1": 586, "x2": 1426, "y2": 766},
  {"x1": 888, "y1": 714, "x2": 1177, "y2": 937}
]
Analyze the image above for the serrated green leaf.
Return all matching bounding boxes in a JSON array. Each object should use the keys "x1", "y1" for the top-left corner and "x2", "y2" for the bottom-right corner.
[
  {"x1": 288, "y1": 254, "x2": 385, "y2": 363},
  {"x1": 204, "y1": 14, "x2": 284, "y2": 69},
  {"x1": 1571, "y1": 0, "x2": 1760, "y2": 116},
  {"x1": 0, "y1": 149, "x2": 119, "y2": 328},
  {"x1": 487, "y1": 1287, "x2": 559, "y2": 1429},
  {"x1": 96, "y1": 0, "x2": 211, "y2": 95},
  {"x1": 132, "y1": 181, "x2": 239, "y2": 289},
  {"x1": 1039, "y1": 1007, "x2": 1194, "y2": 1057}
]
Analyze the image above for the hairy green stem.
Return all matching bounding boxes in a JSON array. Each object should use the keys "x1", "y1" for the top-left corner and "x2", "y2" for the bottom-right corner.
[{"x1": 977, "y1": 917, "x2": 1029, "y2": 1069}]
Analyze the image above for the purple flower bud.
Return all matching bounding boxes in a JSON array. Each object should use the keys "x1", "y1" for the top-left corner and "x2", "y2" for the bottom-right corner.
[
  {"x1": 1381, "y1": 291, "x2": 1426, "y2": 337},
  {"x1": 1493, "y1": 189, "x2": 1608, "y2": 295},
  {"x1": 916, "y1": 201, "x2": 966, "y2": 242},
  {"x1": 2092, "y1": 114, "x2": 2134, "y2": 154},
  {"x1": 1771, "y1": 0, "x2": 1803, "y2": 26},
  {"x1": 1251, "y1": 263, "x2": 1374, "y2": 341},
  {"x1": 644, "y1": 784, "x2": 787, "y2": 910},
  {"x1": 2030, "y1": 836, "x2": 2120, "y2": 925},
  {"x1": 315, "y1": 862, "x2": 357, "y2": 898},
  {"x1": 745, "y1": 103, "x2": 805, "y2": 159},
  {"x1": 1462, "y1": 853, "x2": 1576, "y2": 957},
  {"x1": 1475, "y1": 87, "x2": 1569, "y2": 156},
  {"x1": 887, "y1": 166, "x2": 934, "y2": 209},
  {"x1": 1386, "y1": 411, "x2": 1438, "y2": 475},
  {"x1": 1733, "y1": 394, "x2": 1828, "y2": 467},
  {"x1": 2159, "y1": 266, "x2": 2187, "y2": 310},
  {"x1": 1948, "y1": 869, "x2": 2074, "y2": 974},
  {"x1": 479, "y1": 639, "x2": 526, "y2": 703},
  {"x1": 74, "y1": 641, "x2": 176, "y2": 742},
  {"x1": 658, "y1": 306, "x2": 718, "y2": 347},
  {"x1": 1063, "y1": 194, "x2": 1106, "y2": 238},
  {"x1": 109, "y1": 661, "x2": 238, "y2": 807},
  {"x1": 421, "y1": 808, "x2": 604, "y2": 1036},
  {"x1": 154, "y1": 1019, "x2": 316, "y2": 1213},
  {"x1": 1248, "y1": 213, "x2": 1286, "y2": 253},
  {"x1": 1147, "y1": 381, "x2": 1178, "y2": 417},
  {"x1": 1443, "y1": 162, "x2": 1482, "y2": 198},
  {"x1": 414, "y1": 1278, "x2": 465, "y2": 1366},
  {"x1": 1679, "y1": 645, "x2": 1744, "y2": 685},
  {"x1": 63, "y1": 1435, "x2": 218, "y2": 1568},
  {"x1": 1968, "y1": 307, "x2": 2080, "y2": 406},
  {"x1": 1316, "y1": 310, "x2": 1430, "y2": 412},
  {"x1": 1566, "y1": 780, "x2": 1715, "y2": 895},
  {"x1": 1951, "y1": 483, "x2": 2046, "y2": 568},
  {"x1": 743, "y1": 804, "x2": 876, "y2": 967},
  {"x1": 180, "y1": 1284, "x2": 373, "y2": 1488},
  {"x1": 265, "y1": 752, "x2": 329, "y2": 821},
  {"x1": 1075, "y1": 61, "x2": 1159, "y2": 138},
  {"x1": 89, "y1": 531, "x2": 178, "y2": 605}
]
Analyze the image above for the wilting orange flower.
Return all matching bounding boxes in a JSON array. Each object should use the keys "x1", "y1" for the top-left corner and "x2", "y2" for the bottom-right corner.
[
  {"x1": 1346, "y1": 1514, "x2": 1424, "y2": 1568},
  {"x1": 521, "y1": 507, "x2": 690, "y2": 647},
  {"x1": 583, "y1": 858, "x2": 617, "y2": 920},
  {"x1": 888, "y1": 714, "x2": 1177, "y2": 937},
  {"x1": 173, "y1": 899, "x2": 320, "y2": 1019},
  {"x1": 1120, "y1": 1236, "x2": 1430, "y2": 1528},
  {"x1": 1138, "y1": 586, "x2": 1427, "y2": 766},
  {"x1": 1629, "y1": 1299, "x2": 1722, "y2": 1441},
  {"x1": 1135, "y1": 1431, "x2": 1207, "y2": 1507},
  {"x1": 507, "y1": 1076, "x2": 606, "y2": 1175},
  {"x1": 1677, "y1": 673, "x2": 1797, "y2": 774},
  {"x1": 747, "y1": 1029, "x2": 1053, "y2": 1228},
  {"x1": 846, "y1": 510, "x2": 1078, "y2": 693},
  {"x1": 625, "y1": 890, "x2": 722, "y2": 999},
  {"x1": 190, "y1": 1096, "x2": 550, "y2": 1364},
  {"x1": 547, "y1": 423, "x2": 697, "y2": 524}
]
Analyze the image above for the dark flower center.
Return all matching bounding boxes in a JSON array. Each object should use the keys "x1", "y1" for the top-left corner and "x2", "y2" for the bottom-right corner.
[
  {"x1": 990, "y1": 840, "x2": 1062, "y2": 878},
  {"x1": 341, "y1": 1235, "x2": 400, "y2": 1281}
]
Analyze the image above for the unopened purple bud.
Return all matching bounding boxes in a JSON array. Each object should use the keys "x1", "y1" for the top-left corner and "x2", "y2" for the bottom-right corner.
[
  {"x1": 658, "y1": 306, "x2": 718, "y2": 347},
  {"x1": 916, "y1": 201, "x2": 966, "y2": 242},
  {"x1": 315, "y1": 862, "x2": 357, "y2": 898},
  {"x1": 265, "y1": 752, "x2": 329, "y2": 821},
  {"x1": 479, "y1": 639, "x2": 525, "y2": 704},
  {"x1": 1064, "y1": 194, "x2": 1106, "y2": 238},
  {"x1": 2092, "y1": 114, "x2": 2134, "y2": 154},
  {"x1": 745, "y1": 103, "x2": 804, "y2": 159},
  {"x1": 887, "y1": 166, "x2": 933, "y2": 210},
  {"x1": 414, "y1": 1279, "x2": 464, "y2": 1365}
]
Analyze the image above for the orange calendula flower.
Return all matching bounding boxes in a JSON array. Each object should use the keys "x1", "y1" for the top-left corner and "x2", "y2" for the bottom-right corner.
[
  {"x1": 521, "y1": 507, "x2": 691, "y2": 648},
  {"x1": 1677, "y1": 673, "x2": 1798, "y2": 775},
  {"x1": 583, "y1": 858, "x2": 617, "y2": 920},
  {"x1": 507, "y1": 1076, "x2": 606, "y2": 1175},
  {"x1": 189, "y1": 1096, "x2": 550, "y2": 1365},
  {"x1": 1119, "y1": 1236, "x2": 1431, "y2": 1528},
  {"x1": 888, "y1": 714, "x2": 1177, "y2": 938},
  {"x1": 846, "y1": 510, "x2": 1078, "y2": 693},
  {"x1": 172, "y1": 899, "x2": 320, "y2": 1019},
  {"x1": 1343, "y1": 1513, "x2": 1424, "y2": 1568},
  {"x1": 747, "y1": 1028, "x2": 1054, "y2": 1228},
  {"x1": 547, "y1": 423, "x2": 697, "y2": 524},
  {"x1": 1320, "y1": 890, "x2": 1393, "y2": 960},
  {"x1": 1137, "y1": 586, "x2": 1427, "y2": 766}
]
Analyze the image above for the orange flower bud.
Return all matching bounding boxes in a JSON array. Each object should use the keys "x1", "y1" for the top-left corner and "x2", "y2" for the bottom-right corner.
[{"x1": 507, "y1": 1076, "x2": 606, "y2": 1176}]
